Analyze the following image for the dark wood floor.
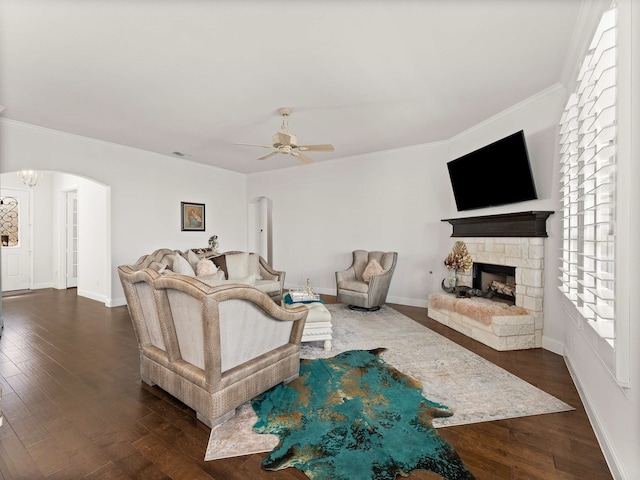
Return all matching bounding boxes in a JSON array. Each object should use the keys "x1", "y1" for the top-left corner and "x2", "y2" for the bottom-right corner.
[{"x1": 0, "y1": 289, "x2": 612, "y2": 480}]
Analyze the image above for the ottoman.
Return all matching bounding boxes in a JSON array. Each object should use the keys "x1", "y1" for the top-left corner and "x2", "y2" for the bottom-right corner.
[{"x1": 283, "y1": 301, "x2": 333, "y2": 351}]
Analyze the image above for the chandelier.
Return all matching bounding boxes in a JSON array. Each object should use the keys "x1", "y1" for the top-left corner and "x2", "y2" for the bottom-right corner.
[{"x1": 17, "y1": 170, "x2": 41, "y2": 187}]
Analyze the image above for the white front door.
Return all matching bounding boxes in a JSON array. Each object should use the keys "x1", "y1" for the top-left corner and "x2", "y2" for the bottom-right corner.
[{"x1": 1, "y1": 188, "x2": 31, "y2": 292}]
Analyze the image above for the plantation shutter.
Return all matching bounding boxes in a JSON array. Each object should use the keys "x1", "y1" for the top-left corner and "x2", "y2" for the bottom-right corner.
[{"x1": 558, "y1": 7, "x2": 617, "y2": 345}]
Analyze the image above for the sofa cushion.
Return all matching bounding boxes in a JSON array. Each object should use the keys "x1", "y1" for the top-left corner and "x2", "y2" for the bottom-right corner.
[
  {"x1": 362, "y1": 259, "x2": 385, "y2": 282},
  {"x1": 226, "y1": 252, "x2": 250, "y2": 280},
  {"x1": 199, "y1": 274, "x2": 256, "y2": 287},
  {"x1": 339, "y1": 279, "x2": 369, "y2": 293},
  {"x1": 254, "y1": 279, "x2": 280, "y2": 294},
  {"x1": 172, "y1": 254, "x2": 196, "y2": 276}
]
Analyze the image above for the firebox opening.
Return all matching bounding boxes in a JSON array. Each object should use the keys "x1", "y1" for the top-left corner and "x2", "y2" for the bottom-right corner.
[{"x1": 473, "y1": 263, "x2": 516, "y2": 305}]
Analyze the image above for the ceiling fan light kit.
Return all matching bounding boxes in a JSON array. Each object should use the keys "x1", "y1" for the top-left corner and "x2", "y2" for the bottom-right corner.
[{"x1": 236, "y1": 107, "x2": 334, "y2": 164}]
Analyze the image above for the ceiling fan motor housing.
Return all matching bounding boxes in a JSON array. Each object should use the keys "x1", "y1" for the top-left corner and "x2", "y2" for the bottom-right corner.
[{"x1": 272, "y1": 132, "x2": 297, "y2": 149}]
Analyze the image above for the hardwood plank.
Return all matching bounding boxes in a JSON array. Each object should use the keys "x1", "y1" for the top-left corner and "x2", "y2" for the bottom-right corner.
[
  {"x1": 132, "y1": 434, "x2": 215, "y2": 480},
  {"x1": 0, "y1": 421, "x2": 45, "y2": 480}
]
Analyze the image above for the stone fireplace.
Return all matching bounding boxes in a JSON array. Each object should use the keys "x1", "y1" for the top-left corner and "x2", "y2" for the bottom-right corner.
[{"x1": 428, "y1": 211, "x2": 553, "y2": 351}]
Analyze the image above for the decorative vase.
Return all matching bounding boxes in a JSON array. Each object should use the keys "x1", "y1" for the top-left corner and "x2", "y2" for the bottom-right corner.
[{"x1": 447, "y1": 270, "x2": 458, "y2": 288}]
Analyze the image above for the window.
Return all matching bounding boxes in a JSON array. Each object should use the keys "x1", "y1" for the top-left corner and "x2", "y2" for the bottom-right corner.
[
  {"x1": 0, "y1": 196, "x2": 19, "y2": 247},
  {"x1": 558, "y1": 8, "x2": 616, "y2": 342},
  {"x1": 558, "y1": 4, "x2": 631, "y2": 385}
]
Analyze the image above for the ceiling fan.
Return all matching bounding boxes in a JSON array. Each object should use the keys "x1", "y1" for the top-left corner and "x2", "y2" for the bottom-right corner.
[{"x1": 236, "y1": 107, "x2": 334, "y2": 164}]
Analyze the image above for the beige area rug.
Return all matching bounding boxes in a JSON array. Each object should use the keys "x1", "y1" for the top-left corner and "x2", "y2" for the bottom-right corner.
[{"x1": 205, "y1": 303, "x2": 573, "y2": 461}]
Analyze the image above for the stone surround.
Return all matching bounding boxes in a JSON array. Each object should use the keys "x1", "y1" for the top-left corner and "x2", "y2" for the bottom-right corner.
[{"x1": 428, "y1": 237, "x2": 545, "y2": 350}]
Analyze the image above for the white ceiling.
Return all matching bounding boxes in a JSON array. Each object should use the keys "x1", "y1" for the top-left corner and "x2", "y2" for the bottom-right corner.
[{"x1": 0, "y1": 0, "x2": 584, "y2": 174}]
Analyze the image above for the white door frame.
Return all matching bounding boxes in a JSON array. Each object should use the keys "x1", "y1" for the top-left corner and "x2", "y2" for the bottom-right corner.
[
  {"x1": 248, "y1": 196, "x2": 273, "y2": 264},
  {"x1": 59, "y1": 185, "x2": 79, "y2": 290},
  {"x1": 65, "y1": 189, "x2": 78, "y2": 288}
]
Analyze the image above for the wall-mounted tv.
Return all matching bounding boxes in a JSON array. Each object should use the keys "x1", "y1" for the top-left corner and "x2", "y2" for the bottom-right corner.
[{"x1": 447, "y1": 130, "x2": 537, "y2": 211}]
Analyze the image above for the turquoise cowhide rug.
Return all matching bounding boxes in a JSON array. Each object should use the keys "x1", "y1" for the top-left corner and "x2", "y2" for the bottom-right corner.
[{"x1": 251, "y1": 348, "x2": 475, "y2": 480}]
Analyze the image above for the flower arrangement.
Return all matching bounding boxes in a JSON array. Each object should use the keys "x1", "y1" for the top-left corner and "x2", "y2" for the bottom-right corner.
[{"x1": 444, "y1": 241, "x2": 472, "y2": 273}]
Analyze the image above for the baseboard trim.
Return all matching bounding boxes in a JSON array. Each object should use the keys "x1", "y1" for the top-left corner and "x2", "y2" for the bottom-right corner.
[
  {"x1": 107, "y1": 297, "x2": 127, "y2": 308},
  {"x1": 386, "y1": 295, "x2": 427, "y2": 308},
  {"x1": 564, "y1": 356, "x2": 625, "y2": 479},
  {"x1": 77, "y1": 289, "x2": 106, "y2": 304},
  {"x1": 541, "y1": 335, "x2": 564, "y2": 355}
]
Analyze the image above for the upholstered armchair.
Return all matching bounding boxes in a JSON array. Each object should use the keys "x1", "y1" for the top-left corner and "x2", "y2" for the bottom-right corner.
[{"x1": 335, "y1": 250, "x2": 398, "y2": 311}]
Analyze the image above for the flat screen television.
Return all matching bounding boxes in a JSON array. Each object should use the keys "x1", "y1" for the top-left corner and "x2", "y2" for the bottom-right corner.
[{"x1": 447, "y1": 130, "x2": 538, "y2": 211}]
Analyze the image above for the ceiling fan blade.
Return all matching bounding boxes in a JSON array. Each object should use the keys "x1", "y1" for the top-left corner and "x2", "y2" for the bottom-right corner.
[
  {"x1": 257, "y1": 151, "x2": 279, "y2": 161},
  {"x1": 291, "y1": 151, "x2": 313, "y2": 164},
  {"x1": 297, "y1": 144, "x2": 334, "y2": 152},
  {"x1": 235, "y1": 142, "x2": 274, "y2": 149}
]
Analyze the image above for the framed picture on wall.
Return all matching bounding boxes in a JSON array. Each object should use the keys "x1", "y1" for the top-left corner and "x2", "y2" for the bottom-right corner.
[{"x1": 181, "y1": 202, "x2": 205, "y2": 231}]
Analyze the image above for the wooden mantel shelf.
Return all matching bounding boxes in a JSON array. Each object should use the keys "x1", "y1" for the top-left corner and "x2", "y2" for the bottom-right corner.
[{"x1": 442, "y1": 211, "x2": 554, "y2": 237}]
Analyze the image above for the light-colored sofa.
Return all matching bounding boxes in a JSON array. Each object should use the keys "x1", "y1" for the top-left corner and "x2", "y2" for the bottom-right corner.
[
  {"x1": 118, "y1": 248, "x2": 307, "y2": 427},
  {"x1": 200, "y1": 250, "x2": 285, "y2": 303}
]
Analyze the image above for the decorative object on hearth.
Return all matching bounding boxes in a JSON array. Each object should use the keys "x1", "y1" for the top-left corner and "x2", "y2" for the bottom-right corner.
[
  {"x1": 208, "y1": 234, "x2": 219, "y2": 253},
  {"x1": 252, "y1": 349, "x2": 476, "y2": 480},
  {"x1": 444, "y1": 240, "x2": 472, "y2": 287},
  {"x1": 235, "y1": 107, "x2": 335, "y2": 164},
  {"x1": 440, "y1": 280, "x2": 486, "y2": 298}
]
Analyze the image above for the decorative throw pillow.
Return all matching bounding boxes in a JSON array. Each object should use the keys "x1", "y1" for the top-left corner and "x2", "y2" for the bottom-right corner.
[
  {"x1": 172, "y1": 254, "x2": 196, "y2": 276},
  {"x1": 212, "y1": 255, "x2": 228, "y2": 279},
  {"x1": 186, "y1": 250, "x2": 201, "y2": 271},
  {"x1": 226, "y1": 252, "x2": 250, "y2": 280},
  {"x1": 196, "y1": 259, "x2": 218, "y2": 276},
  {"x1": 362, "y1": 259, "x2": 385, "y2": 283},
  {"x1": 248, "y1": 253, "x2": 263, "y2": 280}
]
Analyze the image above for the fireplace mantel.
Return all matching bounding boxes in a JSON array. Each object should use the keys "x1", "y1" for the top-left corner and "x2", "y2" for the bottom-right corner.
[{"x1": 442, "y1": 211, "x2": 554, "y2": 237}]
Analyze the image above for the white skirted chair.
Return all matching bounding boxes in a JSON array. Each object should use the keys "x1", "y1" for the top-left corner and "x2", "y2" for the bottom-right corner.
[{"x1": 335, "y1": 250, "x2": 398, "y2": 311}]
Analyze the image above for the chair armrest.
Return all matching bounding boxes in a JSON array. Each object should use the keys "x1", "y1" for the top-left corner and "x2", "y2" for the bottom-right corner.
[
  {"x1": 336, "y1": 267, "x2": 356, "y2": 284},
  {"x1": 366, "y1": 269, "x2": 394, "y2": 305},
  {"x1": 258, "y1": 256, "x2": 285, "y2": 282}
]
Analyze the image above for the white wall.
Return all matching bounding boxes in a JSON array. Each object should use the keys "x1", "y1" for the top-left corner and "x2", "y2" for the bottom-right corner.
[{"x1": 0, "y1": 120, "x2": 248, "y2": 306}]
